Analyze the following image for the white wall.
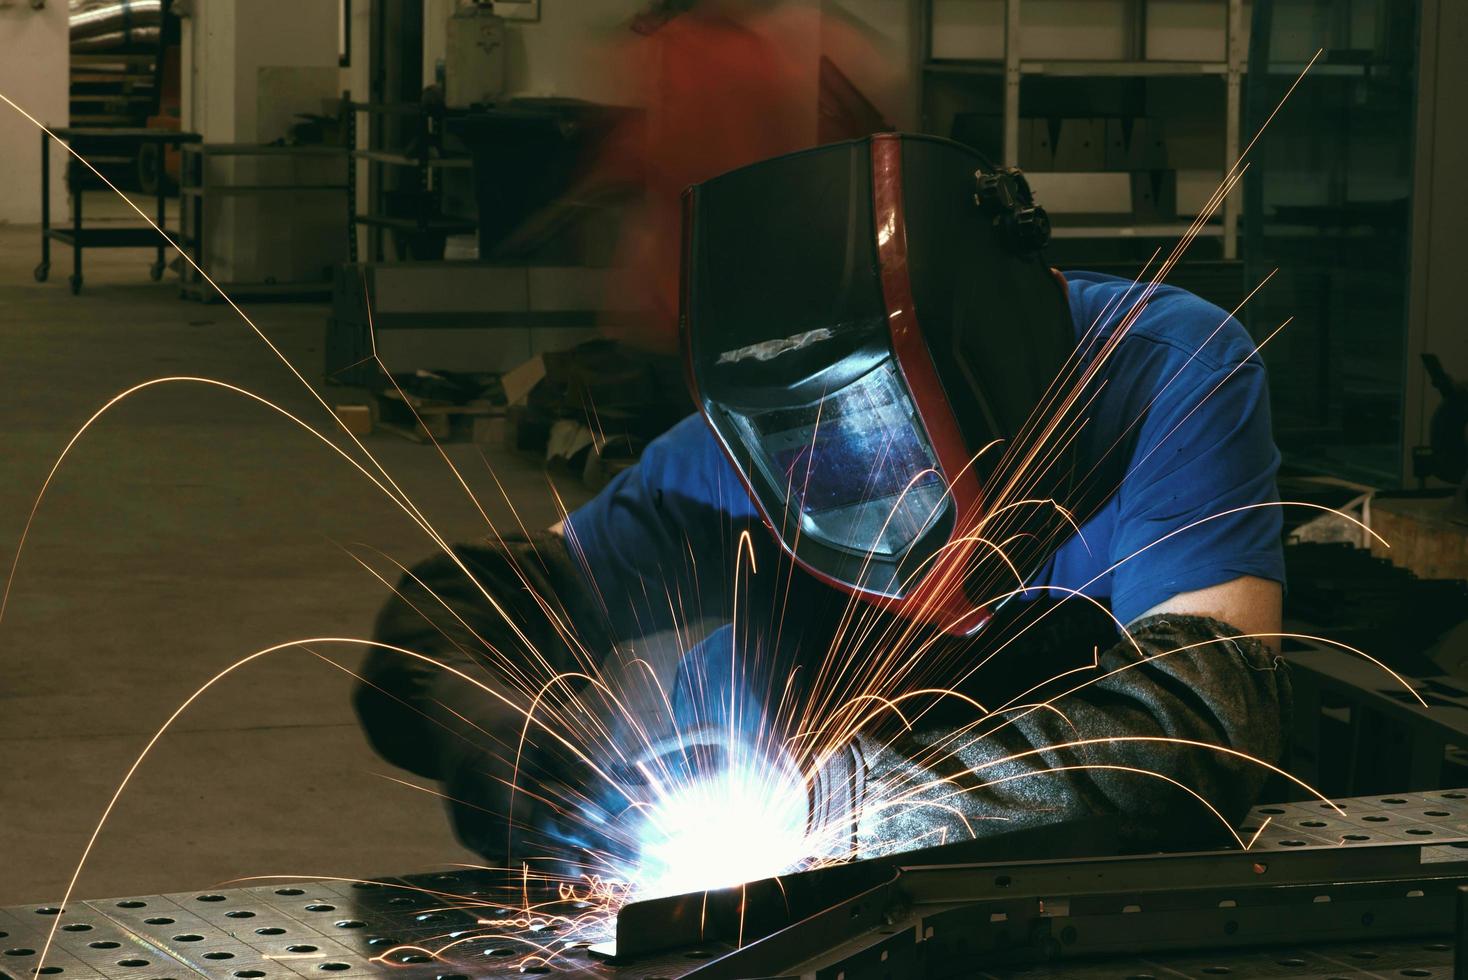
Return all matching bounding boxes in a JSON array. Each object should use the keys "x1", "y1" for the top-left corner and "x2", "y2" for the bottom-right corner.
[
  {"x1": 495, "y1": 0, "x2": 646, "y2": 104},
  {"x1": 182, "y1": 0, "x2": 337, "y2": 142},
  {"x1": 0, "y1": 0, "x2": 69, "y2": 224}
]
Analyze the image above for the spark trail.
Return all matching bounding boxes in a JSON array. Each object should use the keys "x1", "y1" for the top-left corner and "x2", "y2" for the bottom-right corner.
[{"x1": 3, "y1": 47, "x2": 1415, "y2": 978}]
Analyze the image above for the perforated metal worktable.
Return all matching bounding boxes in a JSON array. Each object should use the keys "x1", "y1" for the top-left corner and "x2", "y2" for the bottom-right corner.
[{"x1": 7, "y1": 791, "x2": 1468, "y2": 980}]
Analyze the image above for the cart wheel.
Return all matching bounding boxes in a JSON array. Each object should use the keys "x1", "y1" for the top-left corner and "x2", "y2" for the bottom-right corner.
[
  {"x1": 149, "y1": 260, "x2": 164, "y2": 282},
  {"x1": 33, "y1": 261, "x2": 49, "y2": 283},
  {"x1": 68, "y1": 274, "x2": 82, "y2": 295}
]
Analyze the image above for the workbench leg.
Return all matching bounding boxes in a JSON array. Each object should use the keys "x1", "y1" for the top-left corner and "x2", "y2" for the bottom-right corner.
[
  {"x1": 1457, "y1": 884, "x2": 1468, "y2": 980},
  {"x1": 35, "y1": 131, "x2": 50, "y2": 283},
  {"x1": 69, "y1": 159, "x2": 83, "y2": 295},
  {"x1": 1410, "y1": 736, "x2": 1446, "y2": 792},
  {"x1": 150, "y1": 168, "x2": 167, "y2": 282}
]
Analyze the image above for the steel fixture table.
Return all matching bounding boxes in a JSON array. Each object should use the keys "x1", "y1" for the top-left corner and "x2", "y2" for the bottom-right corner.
[
  {"x1": 35, "y1": 127, "x2": 201, "y2": 293},
  {"x1": 11, "y1": 791, "x2": 1468, "y2": 979}
]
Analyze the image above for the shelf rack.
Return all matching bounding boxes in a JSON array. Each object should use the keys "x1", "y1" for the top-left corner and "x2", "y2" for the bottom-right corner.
[
  {"x1": 917, "y1": 0, "x2": 1246, "y2": 259},
  {"x1": 346, "y1": 101, "x2": 477, "y2": 263},
  {"x1": 177, "y1": 142, "x2": 351, "y2": 301}
]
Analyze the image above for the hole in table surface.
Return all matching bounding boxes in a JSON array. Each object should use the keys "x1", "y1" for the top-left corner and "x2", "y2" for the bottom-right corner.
[
  {"x1": 399, "y1": 955, "x2": 431, "y2": 965},
  {"x1": 1400, "y1": 971, "x2": 1431, "y2": 978},
  {"x1": 143, "y1": 918, "x2": 174, "y2": 926},
  {"x1": 58, "y1": 926, "x2": 90, "y2": 934},
  {"x1": 33, "y1": 910, "x2": 60, "y2": 917},
  {"x1": 317, "y1": 963, "x2": 350, "y2": 972},
  {"x1": 87, "y1": 943, "x2": 120, "y2": 950},
  {"x1": 234, "y1": 971, "x2": 266, "y2": 978},
  {"x1": 254, "y1": 929, "x2": 286, "y2": 937},
  {"x1": 1382, "y1": 798, "x2": 1408, "y2": 805},
  {"x1": 1300, "y1": 821, "x2": 1327, "y2": 828},
  {"x1": 116, "y1": 959, "x2": 149, "y2": 968},
  {"x1": 225, "y1": 912, "x2": 255, "y2": 919},
  {"x1": 202, "y1": 953, "x2": 235, "y2": 961},
  {"x1": 1344, "y1": 834, "x2": 1371, "y2": 841},
  {"x1": 1426, "y1": 810, "x2": 1451, "y2": 817},
  {"x1": 285, "y1": 946, "x2": 318, "y2": 954},
  {"x1": 274, "y1": 889, "x2": 304, "y2": 897},
  {"x1": 303, "y1": 906, "x2": 335, "y2": 914},
  {"x1": 32, "y1": 967, "x2": 62, "y2": 975},
  {"x1": 1258, "y1": 808, "x2": 1285, "y2": 815},
  {"x1": 485, "y1": 949, "x2": 515, "y2": 958},
  {"x1": 365, "y1": 939, "x2": 396, "y2": 948},
  {"x1": 1364, "y1": 815, "x2": 1390, "y2": 822},
  {"x1": 4, "y1": 950, "x2": 36, "y2": 958},
  {"x1": 115, "y1": 902, "x2": 146, "y2": 910},
  {"x1": 333, "y1": 922, "x2": 365, "y2": 930},
  {"x1": 196, "y1": 896, "x2": 226, "y2": 903},
  {"x1": 172, "y1": 935, "x2": 204, "y2": 943}
]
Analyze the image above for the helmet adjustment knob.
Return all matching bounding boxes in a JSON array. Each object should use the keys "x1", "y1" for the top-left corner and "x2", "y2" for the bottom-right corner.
[{"x1": 973, "y1": 167, "x2": 1051, "y2": 253}]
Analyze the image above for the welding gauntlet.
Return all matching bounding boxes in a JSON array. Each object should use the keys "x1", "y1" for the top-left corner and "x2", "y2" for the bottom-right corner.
[
  {"x1": 354, "y1": 532, "x2": 616, "y2": 864},
  {"x1": 807, "y1": 613, "x2": 1292, "y2": 857}
]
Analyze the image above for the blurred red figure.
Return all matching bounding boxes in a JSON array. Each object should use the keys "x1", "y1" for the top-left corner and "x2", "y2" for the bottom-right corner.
[{"x1": 591, "y1": 0, "x2": 896, "y2": 353}]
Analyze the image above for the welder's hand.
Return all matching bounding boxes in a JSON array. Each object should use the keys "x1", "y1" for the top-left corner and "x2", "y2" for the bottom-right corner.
[
  {"x1": 808, "y1": 614, "x2": 1290, "y2": 859},
  {"x1": 806, "y1": 739, "x2": 869, "y2": 862},
  {"x1": 440, "y1": 728, "x2": 630, "y2": 875}
]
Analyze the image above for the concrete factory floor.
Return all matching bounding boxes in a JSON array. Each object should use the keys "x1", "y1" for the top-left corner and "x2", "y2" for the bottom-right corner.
[{"x1": 0, "y1": 217, "x2": 596, "y2": 905}]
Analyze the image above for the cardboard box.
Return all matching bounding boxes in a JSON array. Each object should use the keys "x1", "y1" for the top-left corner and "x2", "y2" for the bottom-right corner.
[
  {"x1": 1021, "y1": 118, "x2": 1056, "y2": 172},
  {"x1": 332, "y1": 404, "x2": 374, "y2": 436},
  {"x1": 1053, "y1": 118, "x2": 1107, "y2": 171}
]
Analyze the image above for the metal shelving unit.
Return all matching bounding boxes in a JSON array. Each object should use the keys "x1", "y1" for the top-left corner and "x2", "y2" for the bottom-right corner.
[
  {"x1": 346, "y1": 101, "x2": 477, "y2": 263},
  {"x1": 918, "y1": 0, "x2": 1246, "y2": 259},
  {"x1": 177, "y1": 143, "x2": 351, "y2": 301}
]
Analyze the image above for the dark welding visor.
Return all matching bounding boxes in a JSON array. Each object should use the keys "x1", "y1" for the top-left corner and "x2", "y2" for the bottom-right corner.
[{"x1": 682, "y1": 134, "x2": 1073, "y2": 630}]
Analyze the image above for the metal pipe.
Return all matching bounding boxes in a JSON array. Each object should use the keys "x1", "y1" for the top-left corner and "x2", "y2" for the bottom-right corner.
[{"x1": 69, "y1": 0, "x2": 162, "y2": 44}]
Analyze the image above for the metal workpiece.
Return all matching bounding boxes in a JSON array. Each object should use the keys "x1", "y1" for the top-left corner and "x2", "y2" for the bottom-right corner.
[{"x1": 10, "y1": 790, "x2": 1468, "y2": 980}]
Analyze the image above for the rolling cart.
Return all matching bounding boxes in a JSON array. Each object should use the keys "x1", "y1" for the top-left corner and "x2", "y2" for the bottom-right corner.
[{"x1": 35, "y1": 126, "x2": 201, "y2": 293}]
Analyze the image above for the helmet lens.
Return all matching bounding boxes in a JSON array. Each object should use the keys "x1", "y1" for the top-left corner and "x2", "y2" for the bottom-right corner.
[{"x1": 729, "y1": 362, "x2": 948, "y2": 562}]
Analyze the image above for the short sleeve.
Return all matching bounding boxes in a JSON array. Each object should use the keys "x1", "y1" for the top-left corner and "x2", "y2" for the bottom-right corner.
[
  {"x1": 1108, "y1": 357, "x2": 1284, "y2": 625},
  {"x1": 562, "y1": 414, "x2": 762, "y2": 641}
]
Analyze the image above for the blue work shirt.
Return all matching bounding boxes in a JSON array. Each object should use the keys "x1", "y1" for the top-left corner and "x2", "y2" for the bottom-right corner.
[{"x1": 564, "y1": 271, "x2": 1283, "y2": 646}]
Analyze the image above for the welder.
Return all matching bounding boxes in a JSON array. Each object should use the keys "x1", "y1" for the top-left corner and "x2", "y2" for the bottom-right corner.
[{"x1": 354, "y1": 134, "x2": 1290, "y2": 866}]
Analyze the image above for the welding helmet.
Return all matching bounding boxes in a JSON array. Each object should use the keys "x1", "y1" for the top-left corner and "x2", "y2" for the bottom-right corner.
[{"x1": 681, "y1": 134, "x2": 1076, "y2": 634}]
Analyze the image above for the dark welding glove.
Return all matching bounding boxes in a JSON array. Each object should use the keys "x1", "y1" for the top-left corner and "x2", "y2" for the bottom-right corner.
[
  {"x1": 808, "y1": 613, "x2": 1291, "y2": 858},
  {"x1": 353, "y1": 531, "x2": 618, "y2": 867}
]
